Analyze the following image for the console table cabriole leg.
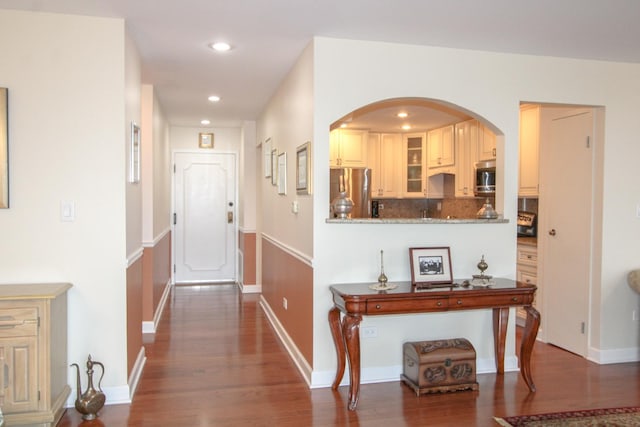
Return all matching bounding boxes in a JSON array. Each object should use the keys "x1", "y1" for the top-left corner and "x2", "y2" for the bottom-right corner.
[
  {"x1": 342, "y1": 313, "x2": 362, "y2": 411},
  {"x1": 520, "y1": 305, "x2": 541, "y2": 392},
  {"x1": 492, "y1": 307, "x2": 509, "y2": 374},
  {"x1": 328, "y1": 307, "x2": 346, "y2": 390}
]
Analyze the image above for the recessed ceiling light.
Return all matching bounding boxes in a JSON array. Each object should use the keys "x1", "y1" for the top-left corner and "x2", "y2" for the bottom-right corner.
[
  {"x1": 209, "y1": 42, "x2": 231, "y2": 52},
  {"x1": 402, "y1": 124, "x2": 411, "y2": 130},
  {"x1": 397, "y1": 112, "x2": 408, "y2": 118},
  {"x1": 208, "y1": 95, "x2": 221, "y2": 102},
  {"x1": 201, "y1": 119, "x2": 211, "y2": 125}
]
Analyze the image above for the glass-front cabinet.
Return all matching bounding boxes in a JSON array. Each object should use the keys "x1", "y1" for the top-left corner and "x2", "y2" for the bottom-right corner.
[{"x1": 403, "y1": 133, "x2": 426, "y2": 197}]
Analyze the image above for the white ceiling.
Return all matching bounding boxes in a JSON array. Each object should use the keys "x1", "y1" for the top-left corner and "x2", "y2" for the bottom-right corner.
[{"x1": 1, "y1": 0, "x2": 639, "y2": 128}]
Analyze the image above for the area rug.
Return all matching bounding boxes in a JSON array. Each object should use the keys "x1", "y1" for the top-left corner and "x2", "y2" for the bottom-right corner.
[{"x1": 494, "y1": 407, "x2": 640, "y2": 426}]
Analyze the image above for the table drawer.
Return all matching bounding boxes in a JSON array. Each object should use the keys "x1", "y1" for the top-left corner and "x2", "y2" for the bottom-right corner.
[
  {"x1": 367, "y1": 297, "x2": 449, "y2": 314},
  {"x1": 449, "y1": 294, "x2": 532, "y2": 309},
  {"x1": 0, "y1": 308, "x2": 38, "y2": 337}
]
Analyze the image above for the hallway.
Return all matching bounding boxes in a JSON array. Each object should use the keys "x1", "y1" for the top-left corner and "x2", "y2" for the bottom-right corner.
[{"x1": 58, "y1": 284, "x2": 640, "y2": 426}]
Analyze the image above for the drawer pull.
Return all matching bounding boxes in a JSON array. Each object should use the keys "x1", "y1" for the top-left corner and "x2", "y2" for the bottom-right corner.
[
  {"x1": 511, "y1": 297, "x2": 519, "y2": 302},
  {"x1": 375, "y1": 304, "x2": 381, "y2": 309},
  {"x1": 526, "y1": 255, "x2": 533, "y2": 259},
  {"x1": 436, "y1": 301, "x2": 442, "y2": 307},
  {"x1": 457, "y1": 300, "x2": 463, "y2": 305},
  {"x1": 0, "y1": 319, "x2": 25, "y2": 329}
]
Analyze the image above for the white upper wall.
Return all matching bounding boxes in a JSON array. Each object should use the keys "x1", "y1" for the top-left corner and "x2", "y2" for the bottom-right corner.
[
  {"x1": 0, "y1": 10, "x2": 130, "y2": 394},
  {"x1": 310, "y1": 37, "x2": 640, "y2": 381}
]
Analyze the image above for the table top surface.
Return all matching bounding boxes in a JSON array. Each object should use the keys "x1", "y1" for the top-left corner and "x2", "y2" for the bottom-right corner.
[{"x1": 330, "y1": 278, "x2": 535, "y2": 298}]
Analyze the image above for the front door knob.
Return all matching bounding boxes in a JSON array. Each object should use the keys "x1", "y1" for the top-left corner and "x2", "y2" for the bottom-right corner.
[{"x1": 549, "y1": 229, "x2": 557, "y2": 236}]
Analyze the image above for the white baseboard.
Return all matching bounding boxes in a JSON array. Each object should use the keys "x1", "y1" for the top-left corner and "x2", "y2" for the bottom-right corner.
[
  {"x1": 142, "y1": 280, "x2": 172, "y2": 334},
  {"x1": 128, "y1": 346, "x2": 147, "y2": 400},
  {"x1": 310, "y1": 356, "x2": 519, "y2": 389},
  {"x1": 238, "y1": 282, "x2": 262, "y2": 294},
  {"x1": 588, "y1": 345, "x2": 640, "y2": 364},
  {"x1": 259, "y1": 296, "x2": 312, "y2": 386}
]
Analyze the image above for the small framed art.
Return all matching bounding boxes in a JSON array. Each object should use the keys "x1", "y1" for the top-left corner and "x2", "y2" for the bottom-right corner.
[
  {"x1": 129, "y1": 122, "x2": 141, "y2": 183},
  {"x1": 263, "y1": 138, "x2": 272, "y2": 178},
  {"x1": 199, "y1": 133, "x2": 214, "y2": 149},
  {"x1": 271, "y1": 148, "x2": 278, "y2": 185},
  {"x1": 277, "y1": 152, "x2": 287, "y2": 195},
  {"x1": 409, "y1": 247, "x2": 453, "y2": 287},
  {"x1": 296, "y1": 142, "x2": 310, "y2": 195}
]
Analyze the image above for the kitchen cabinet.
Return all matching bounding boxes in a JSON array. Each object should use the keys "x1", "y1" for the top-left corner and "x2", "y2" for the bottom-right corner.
[
  {"x1": 0, "y1": 283, "x2": 71, "y2": 427},
  {"x1": 330, "y1": 128, "x2": 368, "y2": 167},
  {"x1": 477, "y1": 124, "x2": 497, "y2": 161},
  {"x1": 402, "y1": 133, "x2": 426, "y2": 197},
  {"x1": 454, "y1": 119, "x2": 479, "y2": 197},
  {"x1": 368, "y1": 133, "x2": 402, "y2": 198},
  {"x1": 519, "y1": 106, "x2": 540, "y2": 197},
  {"x1": 427, "y1": 125, "x2": 455, "y2": 172},
  {"x1": 516, "y1": 244, "x2": 539, "y2": 326}
]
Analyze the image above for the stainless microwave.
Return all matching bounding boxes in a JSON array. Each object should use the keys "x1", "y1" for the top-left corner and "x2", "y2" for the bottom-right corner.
[{"x1": 474, "y1": 160, "x2": 496, "y2": 196}]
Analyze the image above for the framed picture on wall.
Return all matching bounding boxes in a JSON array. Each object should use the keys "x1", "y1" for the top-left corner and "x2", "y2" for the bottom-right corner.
[
  {"x1": 263, "y1": 138, "x2": 272, "y2": 178},
  {"x1": 277, "y1": 152, "x2": 287, "y2": 195},
  {"x1": 271, "y1": 148, "x2": 278, "y2": 186},
  {"x1": 296, "y1": 142, "x2": 310, "y2": 195},
  {"x1": 199, "y1": 132, "x2": 214, "y2": 149},
  {"x1": 129, "y1": 122, "x2": 141, "y2": 183}
]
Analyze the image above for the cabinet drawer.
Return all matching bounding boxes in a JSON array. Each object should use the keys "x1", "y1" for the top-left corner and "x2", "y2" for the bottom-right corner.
[
  {"x1": 0, "y1": 308, "x2": 38, "y2": 337},
  {"x1": 517, "y1": 270, "x2": 537, "y2": 286},
  {"x1": 450, "y1": 294, "x2": 532, "y2": 309},
  {"x1": 517, "y1": 245, "x2": 537, "y2": 266},
  {"x1": 367, "y1": 297, "x2": 448, "y2": 314}
]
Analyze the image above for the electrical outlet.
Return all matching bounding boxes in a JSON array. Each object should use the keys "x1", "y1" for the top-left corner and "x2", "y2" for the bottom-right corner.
[
  {"x1": 361, "y1": 326, "x2": 377, "y2": 338},
  {"x1": 283, "y1": 297, "x2": 288, "y2": 310}
]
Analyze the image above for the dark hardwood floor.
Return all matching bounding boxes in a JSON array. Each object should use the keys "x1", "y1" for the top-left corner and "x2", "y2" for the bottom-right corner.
[{"x1": 57, "y1": 284, "x2": 640, "y2": 426}]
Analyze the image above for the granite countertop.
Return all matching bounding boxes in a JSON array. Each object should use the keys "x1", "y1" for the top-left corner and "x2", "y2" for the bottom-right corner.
[{"x1": 326, "y1": 217, "x2": 509, "y2": 224}]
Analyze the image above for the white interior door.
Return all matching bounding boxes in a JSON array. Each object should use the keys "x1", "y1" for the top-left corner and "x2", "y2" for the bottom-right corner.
[
  {"x1": 173, "y1": 152, "x2": 236, "y2": 283},
  {"x1": 542, "y1": 110, "x2": 593, "y2": 356}
]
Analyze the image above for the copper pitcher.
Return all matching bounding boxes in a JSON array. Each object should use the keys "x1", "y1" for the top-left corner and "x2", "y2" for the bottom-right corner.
[{"x1": 70, "y1": 355, "x2": 106, "y2": 420}]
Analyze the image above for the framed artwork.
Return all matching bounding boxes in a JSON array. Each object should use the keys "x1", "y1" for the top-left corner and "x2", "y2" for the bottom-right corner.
[
  {"x1": 277, "y1": 152, "x2": 287, "y2": 195},
  {"x1": 263, "y1": 138, "x2": 272, "y2": 178},
  {"x1": 199, "y1": 132, "x2": 214, "y2": 149},
  {"x1": 409, "y1": 247, "x2": 453, "y2": 287},
  {"x1": 296, "y1": 142, "x2": 310, "y2": 195},
  {"x1": 271, "y1": 148, "x2": 278, "y2": 185},
  {"x1": 129, "y1": 122, "x2": 141, "y2": 183}
]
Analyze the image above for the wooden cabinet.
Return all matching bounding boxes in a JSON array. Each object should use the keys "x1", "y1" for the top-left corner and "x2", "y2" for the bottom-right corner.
[
  {"x1": 516, "y1": 244, "x2": 539, "y2": 325},
  {"x1": 330, "y1": 128, "x2": 368, "y2": 167},
  {"x1": 454, "y1": 120, "x2": 479, "y2": 197},
  {"x1": 0, "y1": 283, "x2": 71, "y2": 427},
  {"x1": 427, "y1": 125, "x2": 455, "y2": 172},
  {"x1": 368, "y1": 133, "x2": 402, "y2": 198},
  {"x1": 519, "y1": 106, "x2": 540, "y2": 197},
  {"x1": 478, "y1": 124, "x2": 497, "y2": 161},
  {"x1": 402, "y1": 132, "x2": 432, "y2": 198}
]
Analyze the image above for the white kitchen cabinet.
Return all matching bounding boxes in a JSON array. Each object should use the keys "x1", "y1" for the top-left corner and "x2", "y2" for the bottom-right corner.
[
  {"x1": 401, "y1": 132, "x2": 430, "y2": 198},
  {"x1": 0, "y1": 283, "x2": 71, "y2": 427},
  {"x1": 330, "y1": 128, "x2": 368, "y2": 167},
  {"x1": 454, "y1": 119, "x2": 479, "y2": 197},
  {"x1": 427, "y1": 125, "x2": 455, "y2": 172},
  {"x1": 477, "y1": 124, "x2": 497, "y2": 161},
  {"x1": 368, "y1": 133, "x2": 402, "y2": 198},
  {"x1": 519, "y1": 106, "x2": 540, "y2": 197},
  {"x1": 516, "y1": 244, "x2": 540, "y2": 325}
]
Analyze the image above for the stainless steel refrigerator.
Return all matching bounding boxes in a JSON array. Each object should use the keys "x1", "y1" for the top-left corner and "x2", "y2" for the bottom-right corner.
[{"x1": 329, "y1": 167, "x2": 371, "y2": 218}]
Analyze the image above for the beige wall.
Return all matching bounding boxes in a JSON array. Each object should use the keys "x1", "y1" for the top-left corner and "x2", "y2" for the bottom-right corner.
[{"x1": 0, "y1": 10, "x2": 131, "y2": 401}]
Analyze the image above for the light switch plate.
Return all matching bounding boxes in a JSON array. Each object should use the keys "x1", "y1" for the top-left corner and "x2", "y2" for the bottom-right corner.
[{"x1": 60, "y1": 200, "x2": 75, "y2": 222}]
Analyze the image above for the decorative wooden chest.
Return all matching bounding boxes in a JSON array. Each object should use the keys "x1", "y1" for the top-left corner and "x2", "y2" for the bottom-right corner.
[{"x1": 401, "y1": 338, "x2": 479, "y2": 395}]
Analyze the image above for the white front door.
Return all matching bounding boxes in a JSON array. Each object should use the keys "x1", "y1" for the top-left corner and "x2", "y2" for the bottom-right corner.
[
  {"x1": 541, "y1": 110, "x2": 593, "y2": 356},
  {"x1": 173, "y1": 152, "x2": 236, "y2": 283}
]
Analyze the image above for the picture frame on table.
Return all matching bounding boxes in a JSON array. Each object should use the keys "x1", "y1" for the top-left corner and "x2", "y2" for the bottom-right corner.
[
  {"x1": 296, "y1": 142, "x2": 310, "y2": 194},
  {"x1": 409, "y1": 247, "x2": 453, "y2": 287},
  {"x1": 129, "y1": 122, "x2": 141, "y2": 183}
]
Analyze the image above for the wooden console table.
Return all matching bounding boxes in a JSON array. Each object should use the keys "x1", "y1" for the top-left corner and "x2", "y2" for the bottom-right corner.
[{"x1": 328, "y1": 279, "x2": 540, "y2": 410}]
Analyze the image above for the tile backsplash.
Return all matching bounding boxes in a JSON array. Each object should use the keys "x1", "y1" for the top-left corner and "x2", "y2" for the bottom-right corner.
[{"x1": 373, "y1": 197, "x2": 493, "y2": 219}]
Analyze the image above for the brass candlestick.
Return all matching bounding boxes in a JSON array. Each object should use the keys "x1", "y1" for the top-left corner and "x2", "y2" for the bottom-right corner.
[{"x1": 377, "y1": 250, "x2": 388, "y2": 286}]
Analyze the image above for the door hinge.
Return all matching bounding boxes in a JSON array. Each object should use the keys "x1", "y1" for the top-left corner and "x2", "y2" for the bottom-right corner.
[
  {"x1": 37, "y1": 316, "x2": 40, "y2": 328},
  {"x1": 38, "y1": 390, "x2": 41, "y2": 401},
  {"x1": 173, "y1": 163, "x2": 176, "y2": 173},
  {"x1": 586, "y1": 136, "x2": 590, "y2": 148},
  {"x1": 173, "y1": 264, "x2": 176, "y2": 273},
  {"x1": 581, "y1": 321, "x2": 586, "y2": 334},
  {"x1": 173, "y1": 213, "x2": 176, "y2": 225}
]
